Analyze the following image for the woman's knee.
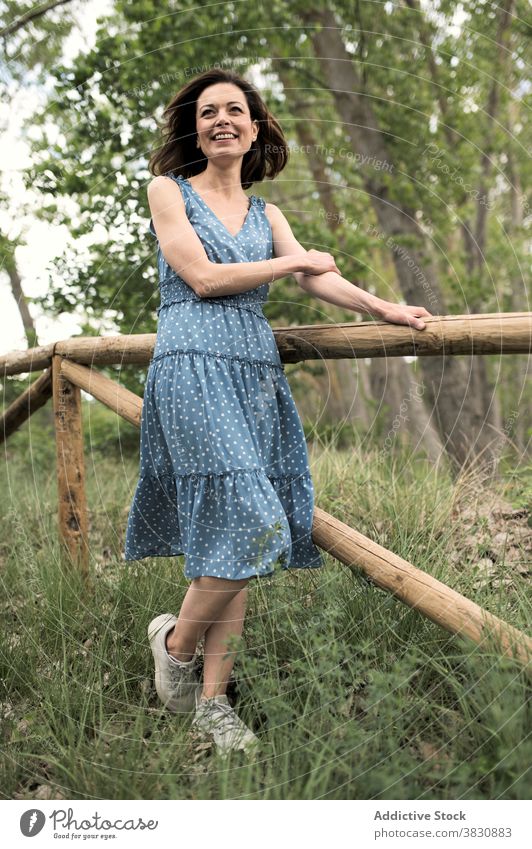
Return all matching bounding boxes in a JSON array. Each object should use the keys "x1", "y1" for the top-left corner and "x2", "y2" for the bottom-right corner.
[{"x1": 191, "y1": 575, "x2": 249, "y2": 594}]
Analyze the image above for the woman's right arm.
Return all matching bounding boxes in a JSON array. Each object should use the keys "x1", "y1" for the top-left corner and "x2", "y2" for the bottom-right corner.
[{"x1": 147, "y1": 177, "x2": 338, "y2": 298}]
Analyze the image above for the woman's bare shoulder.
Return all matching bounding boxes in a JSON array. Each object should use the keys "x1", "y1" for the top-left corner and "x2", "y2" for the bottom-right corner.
[
  {"x1": 147, "y1": 174, "x2": 179, "y2": 194},
  {"x1": 264, "y1": 201, "x2": 290, "y2": 232},
  {"x1": 264, "y1": 201, "x2": 282, "y2": 215}
]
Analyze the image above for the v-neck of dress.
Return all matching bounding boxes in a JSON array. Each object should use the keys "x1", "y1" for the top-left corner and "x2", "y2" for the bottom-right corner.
[{"x1": 181, "y1": 176, "x2": 255, "y2": 240}]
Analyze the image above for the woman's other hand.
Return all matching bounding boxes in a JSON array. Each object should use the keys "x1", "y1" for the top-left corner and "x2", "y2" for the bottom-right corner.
[
  {"x1": 297, "y1": 249, "x2": 341, "y2": 276},
  {"x1": 377, "y1": 302, "x2": 433, "y2": 331}
]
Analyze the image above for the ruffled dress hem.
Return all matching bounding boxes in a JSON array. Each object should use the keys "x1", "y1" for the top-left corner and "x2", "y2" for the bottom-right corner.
[{"x1": 124, "y1": 466, "x2": 324, "y2": 580}]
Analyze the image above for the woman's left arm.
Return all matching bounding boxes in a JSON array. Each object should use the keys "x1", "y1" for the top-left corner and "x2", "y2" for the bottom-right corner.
[{"x1": 266, "y1": 203, "x2": 433, "y2": 331}]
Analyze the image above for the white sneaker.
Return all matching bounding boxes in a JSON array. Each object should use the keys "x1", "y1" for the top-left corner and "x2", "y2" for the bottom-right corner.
[
  {"x1": 147, "y1": 613, "x2": 202, "y2": 713},
  {"x1": 191, "y1": 692, "x2": 260, "y2": 755}
]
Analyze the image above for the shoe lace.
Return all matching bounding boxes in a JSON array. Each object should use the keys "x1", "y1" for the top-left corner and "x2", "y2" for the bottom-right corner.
[
  {"x1": 202, "y1": 700, "x2": 245, "y2": 733},
  {"x1": 168, "y1": 659, "x2": 196, "y2": 684}
]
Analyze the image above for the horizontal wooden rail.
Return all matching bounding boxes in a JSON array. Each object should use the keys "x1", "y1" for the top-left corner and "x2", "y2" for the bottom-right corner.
[
  {"x1": 1, "y1": 342, "x2": 56, "y2": 376},
  {"x1": 275, "y1": 312, "x2": 532, "y2": 363},
  {"x1": 0, "y1": 367, "x2": 53, "y2": 444},
  {"x1": 312, "y1": 507, "x2": 531, "y2": 666},
  {"x1": 1, "y1": 312, "x2": 530, "y2": 375},
  {"x1": 60, "y1": 359, "x2": 142, "y2": 427}
]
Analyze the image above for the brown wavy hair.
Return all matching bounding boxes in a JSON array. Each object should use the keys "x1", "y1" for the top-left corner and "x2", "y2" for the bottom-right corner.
[{"x1": 148, "y1": 69, "x2": 289, "y2": 190}]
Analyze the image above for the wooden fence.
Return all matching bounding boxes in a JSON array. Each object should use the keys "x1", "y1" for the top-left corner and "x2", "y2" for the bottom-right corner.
[{"x1": 2, "y1": 311, "x2": 531, "y2": 666}]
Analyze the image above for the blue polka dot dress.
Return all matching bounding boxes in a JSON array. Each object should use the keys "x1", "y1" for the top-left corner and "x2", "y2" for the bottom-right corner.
[{"x1": 123, "y1": 171, "x2": 324, "y2": 580}]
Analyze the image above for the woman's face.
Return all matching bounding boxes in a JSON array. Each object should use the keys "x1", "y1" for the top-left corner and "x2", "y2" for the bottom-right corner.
[{"x1": 195, "y1": 82, "x2": 258, "y2": 164}]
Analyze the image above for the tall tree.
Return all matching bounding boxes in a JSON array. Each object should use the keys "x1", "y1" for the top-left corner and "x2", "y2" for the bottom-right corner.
[{"x1": 0, "y1": 0, "x2": 79, "y2": 350}]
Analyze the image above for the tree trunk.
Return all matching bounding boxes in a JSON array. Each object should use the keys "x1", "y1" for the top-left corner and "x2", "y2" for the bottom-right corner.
[
  {"x1": 5, "y1": 253, "x2": 55, "y2": 428},
  {"x1": 7, "y1": 261, "x2": 39, "y2": 349},
  {"x1": 302, "y1": 6, "x2": 500, "y2": 472},
  {"x1": 276, "y1": 62, "x2": 377, "y2": 430},
  {"x1": 458, "y1": 1, "x2": 515, "y2": 454},
  {"x1": 505, "y1": 101, "x2": 530, "y2": 456}
]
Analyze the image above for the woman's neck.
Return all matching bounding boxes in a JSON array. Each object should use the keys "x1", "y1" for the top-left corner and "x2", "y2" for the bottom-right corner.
[{"x1": 191, "y1": 163, "x2": 246, "y2": 199}]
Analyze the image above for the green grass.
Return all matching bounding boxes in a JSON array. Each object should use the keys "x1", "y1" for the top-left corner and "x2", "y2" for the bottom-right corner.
[{"x1": 0, "y1": 427, "x2": 530, "y2": 800}]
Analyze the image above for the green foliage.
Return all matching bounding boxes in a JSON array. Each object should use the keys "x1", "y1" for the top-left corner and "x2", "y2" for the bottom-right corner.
[
  {"x1": 18, "y1": 1, "x2": 529, "y2": 343},
  {"x1": 2, "y1": 384, "x2": 140, "y2": 463},
  {"x1": 0, "y1": 1, "x2": 79, "y2": 88},
  {"x1": 82, "y1": 398, "x2": 140, "y2": 457}
]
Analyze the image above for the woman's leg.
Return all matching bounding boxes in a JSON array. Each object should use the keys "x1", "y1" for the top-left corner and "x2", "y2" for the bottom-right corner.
[
  {"x1": 201, "y1": 586, "x2": 248, "y2": 698},
  {"x1": 166, "y1": 575, "x2": 249, "y2": 663}
]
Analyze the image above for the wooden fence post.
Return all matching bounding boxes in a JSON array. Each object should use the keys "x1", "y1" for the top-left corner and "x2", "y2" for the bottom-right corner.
[{"x1": 51, "y1": 353, "x2": 89, "y2": 576}]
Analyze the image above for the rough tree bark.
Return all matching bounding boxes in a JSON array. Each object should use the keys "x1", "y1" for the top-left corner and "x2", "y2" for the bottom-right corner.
[{"x1": 300, "y1": 6, "x2": 503, "y2": 471}]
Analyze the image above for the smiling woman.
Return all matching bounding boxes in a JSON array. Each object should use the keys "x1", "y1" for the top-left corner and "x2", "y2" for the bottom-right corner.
[
  {"x1": 123, "y1": 68, "x2": 429, "y2": 756},
  {"x1": 122, "y1": 69, "x2": 342, "y2": 754}
]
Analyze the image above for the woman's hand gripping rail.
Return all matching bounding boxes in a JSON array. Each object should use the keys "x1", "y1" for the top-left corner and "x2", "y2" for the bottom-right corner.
[{"x1": 148, "y1": 176, "x2": 339, "y2": 297}]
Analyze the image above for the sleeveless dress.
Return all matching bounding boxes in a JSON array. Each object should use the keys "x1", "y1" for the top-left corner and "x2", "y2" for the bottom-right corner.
[{"x1": 123, "y1": 172, "x2": 324, "y2": 581}]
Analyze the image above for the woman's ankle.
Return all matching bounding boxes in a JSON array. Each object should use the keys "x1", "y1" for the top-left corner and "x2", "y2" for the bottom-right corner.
[
  {"x1": 165, "y1": 626, "x2": 196, "y2": 662},
  {"x1": 201, "y1": 688, "x2": 228, "y2": 700}
]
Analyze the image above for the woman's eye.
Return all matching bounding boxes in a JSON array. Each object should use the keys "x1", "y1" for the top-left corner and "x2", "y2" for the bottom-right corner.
[{"x1": 201, "y1": 107, "x2": 242, "y2": 116}]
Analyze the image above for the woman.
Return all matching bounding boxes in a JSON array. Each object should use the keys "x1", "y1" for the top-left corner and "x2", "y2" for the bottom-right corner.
[{"x1": 124, "y1": 69, "x2": 431, "y2": 756}]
